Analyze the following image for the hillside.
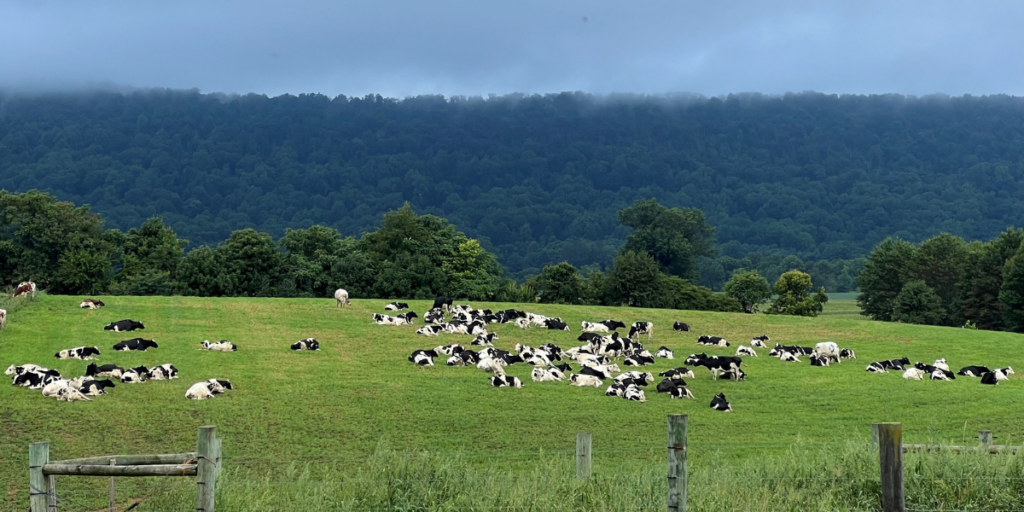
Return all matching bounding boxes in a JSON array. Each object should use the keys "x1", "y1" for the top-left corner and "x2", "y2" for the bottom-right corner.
[
  {"x1": 1, "y1": 91, "x2": 1022, "y2": 284},
  {"x1": 2, "y1": 295, "x2": 1022, "y2": 509}
]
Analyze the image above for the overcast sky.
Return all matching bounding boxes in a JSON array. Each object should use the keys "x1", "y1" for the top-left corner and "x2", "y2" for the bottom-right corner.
[{"x1": 2, "y1": 0, "x2": 1022, "y2": 98}]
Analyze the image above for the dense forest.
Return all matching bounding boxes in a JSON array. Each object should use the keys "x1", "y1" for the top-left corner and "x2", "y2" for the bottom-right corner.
[{"x1": 2, "y1": 90, "x2": 1023, "y2": 289}]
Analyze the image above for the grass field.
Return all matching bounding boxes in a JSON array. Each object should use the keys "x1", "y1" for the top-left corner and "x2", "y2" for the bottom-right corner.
[{"x1": 2, "y1": 294, "x2": 1023, "y2": 510}]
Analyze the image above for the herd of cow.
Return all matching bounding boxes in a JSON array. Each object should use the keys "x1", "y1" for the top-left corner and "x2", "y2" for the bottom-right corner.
[
  {"x1": 5, "y1": 284, "x2": 323, "y2": 402},
  {"x1": 865, "y1": 357, "x2": 1014, "y2": 384}
]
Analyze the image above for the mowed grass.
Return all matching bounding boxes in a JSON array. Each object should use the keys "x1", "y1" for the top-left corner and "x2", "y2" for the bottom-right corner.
[{"x1": 2, "y1": 295, "x2": 1023, "y2": 510}]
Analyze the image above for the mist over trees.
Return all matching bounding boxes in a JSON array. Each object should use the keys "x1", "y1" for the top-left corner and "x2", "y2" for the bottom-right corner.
[{"x1": 3, "y1": 90, "x2": 1022, "y2": 290}]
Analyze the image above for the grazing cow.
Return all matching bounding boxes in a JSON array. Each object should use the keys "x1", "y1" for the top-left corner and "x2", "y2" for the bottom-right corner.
[
  {"x1": 673, "y1": 322, "x2": 691, "y2": 332},
  {"x1": 79, "y1": 299, "x2": 106, "y2": 309},
  {"x1": 384, "y1": 302, "x2": 409, "y2": 311},
  {"x1": 200, "y1": 340, "x2": 236, "y2": 352},
  {"x1": 54, "y1": 346, "x2": 101, "y2": 360},
  {"x1": 669, "y1": 386, "x2": 695, "y2": 399},
  {"x1": 659, "y1": 367, "x2": 696, "y2": 380},
  {"x1": 489, "y1": 375, "x2": 523, "y2": 388},
  {"x1": 334, "y1": 289, "x2": 351, "y2": 308},
  {"x1": 114, "y1": 338, "x2": 158, "y2": 351},
  {"x1": 812, "y1": 342, "x2": 841, "y2": 363},
  {"x1": 957, "y1": 365, "x2": 991, "y2": 377},
  {"x1": 0, "y1": 308, "x2": 5, "y2": 330},
  {"x1": 655, "y1": 347, "x2": 675, "y2": 359},
  {"x1": 14, "y1": 281, "x2": 37, "y2": 298},
  {"x1": 86, "y1": 363, "x2": 124, "y2": 379},
  {"x1": 291, "y1": 338, "x2": 320, "y2": 351},
  {"x1": 120, "y1": 366, "x2": 150, "y2": 383},
  {"x1": 416, "y1": 325, "x2": 444, "y2": 336},
  {"x1": 628, "y1": 322, "x2": 653, "y2": 341},
  {"x1": 149, "y1": 364, "x2": 179, "y2": 380},
  {"x1": 432, "y1": 296, "x2": 453, "y2": 312},
  {"x1": 697, "y1": 335, "x2": 729, "y2": 347},
  {"x1": 186, "y1": 379, "x2": 233, "y2": 400},
  {"x1": 809, "y1": 355, "x2": 830, "y2": 367},
  {"x1": 80, "y1": 379, "x2": 117, "y2": 395},
  {"x1": 104, "y1": 319, "x2": 145, "y2": 332},
  {"x1": 581, "y1": 321, "x2": 610, "y2": 333},
  {"x1": 902, "y1": 368, "x2": 925, "y2": 380},
  {"x1": 736, "y1": 346, "x2": 757, "y2": 357},
  {"x1": 840, "y1": 349, "x2": 856, "y2": 359},
  {"x1": 710, "y1": 393, "x2": 733, "y2": 412},
  {"x1": 569, "y1": 373, "x2": 603, "y2": 387},
  {"x1": 866, "y1": 362, "x2": 889, "y2": 373}
]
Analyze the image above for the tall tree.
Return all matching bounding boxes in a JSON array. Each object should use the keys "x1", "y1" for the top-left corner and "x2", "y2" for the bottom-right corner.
[
  {"x1": 856, "y1": 238, "x2": 917, "y2": 321},
  {"x1": 767, "y1": 270, "x2": 827, "y2": 316},
  {"x1": 218, "y1": 229, "x2": 285, "y2": 297},
  {"x1": 908, "y1": 233, "x2": 969, "y2": 325},
  {"x1": 608, "y1": 251, "x2": 663, "y2": 308},
  {"x1": 891, "y1": 280, "x2": 944, "y2": 325},
  {"x1": 533, "y1": 262, "x2": 583, "y2": 304},
  {"x1": 999, "y1": 240, "x2": 1024, "y2": 333},
  {"x1": 110, "y1": 217, "x2": 188, "y2": 295},
  {"x1": 723, "y1": 270, "x2": 773, "y2": 313},
  {"x1": 958, "y1": 229, "x2": 1024, "y2": 330},
  {"x1": 618, "y1": 199, "x2": 716, "y2": 282}
]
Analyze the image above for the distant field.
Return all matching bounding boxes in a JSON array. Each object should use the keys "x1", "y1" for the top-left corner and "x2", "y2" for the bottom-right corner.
[
  {"x1": 2, "y1": 295, "x2": 1022, "y2": 510},
  {"x1": 823, "y1": 292, "x2": 864, "y2": 320}
]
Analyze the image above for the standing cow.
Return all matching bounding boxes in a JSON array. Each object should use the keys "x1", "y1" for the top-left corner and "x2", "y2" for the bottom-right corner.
[
  {"x1": 334, "y1": 288, "x2": 351, "y2": 308},
  {"x1": 14, "y1": 281, "x2": 36, "y2": 299},
  {"x1": 0, "y1": 308, "x2": 6, "y2": 330}
]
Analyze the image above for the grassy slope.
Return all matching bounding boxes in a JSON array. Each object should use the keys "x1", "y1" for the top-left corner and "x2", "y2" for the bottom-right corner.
[{"x1": 2, "y1": 295, "x2": 1022, "y2": 508}]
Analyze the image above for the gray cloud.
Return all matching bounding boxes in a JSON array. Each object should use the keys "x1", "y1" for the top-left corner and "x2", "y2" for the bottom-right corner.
[{"x1": 1, "y1": 0, "x2": 1022, "y2": 97}]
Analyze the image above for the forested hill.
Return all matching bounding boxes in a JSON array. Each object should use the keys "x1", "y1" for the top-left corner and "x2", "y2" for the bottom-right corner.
[{"x1": 1, "y1": 90, "x2": 1022, "y2": 286}]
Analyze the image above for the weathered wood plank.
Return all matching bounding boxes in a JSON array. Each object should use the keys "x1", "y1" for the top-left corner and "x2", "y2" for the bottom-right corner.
[
  {"x1": 42, "y1": 463, "x2": 197, "y2": 477},
  {"x1": 576, "y1": 432, "x2": 592, "y2": 480},
  {"x1": 667, "y1": 414, "x2": 688, "y2": 512},
  {"x1": 29, "y1": 442, "x2": 49, "y2": 512},
  {"x1": 51, "y1": 452, "x2": 198, "y2": 466},
  {"x1": 876, "y1": 423, "x2": 905, "y2": 512},
  {"x1": 197, "y1": 426, "x2": 217, "y2": 512}
]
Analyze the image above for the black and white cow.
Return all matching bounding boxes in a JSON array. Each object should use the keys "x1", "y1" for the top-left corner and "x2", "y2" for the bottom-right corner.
[
  {"x1": 55, "y1": 346, "x2": 101, "y2": 360},
  {"x1": 200, "y1": 340, "x2": 236, "y2": 351},
  {"x1": 981, "y1": 371, "x2": 1000, "y2": 385},
  {"x1": 471, "y1": 333, "x2": 499, "y2": 346},
  {"x1": 930, "y1": 369, "x2": 956, "y2": 381},
  {"x1": 715, "y1": 365, "x2": 747, "y2": 381},
  {"x1": 186, "y1": 379, "x2": 233, "y2": 400},
  {"x1": 628, "y1": 322, "x2": 653, "y2": 341},
  {"x1": 839, "y1": 349, "x2": 856, "y2": 359},
  {"x1": 104, "y1": 319, "x2": 145, "y2": 332},
  {"x1": 697, "y1": 335, "x2": 729, "y2": 347},
  {"x1": 656, "y1": 378, "x2": 684, "y2": 393},
  {"x1": 396, "y1": 312, "x2": 419, "y2": 325},
  {"x1": 623, "y1": 354, "x2": 655, "y2": 366},
  {"x1": 114, "y1": 338, "x2": 158, "y2": 351},
  {"x1": 710, "y1": 392, "x2": 733, "y2": 412},
  {"x1": 14, "y1": 371, "x2": 60, "y2": 389},
  {"x1": 545, "y1": 319, "x2": 570, "y2": 331},
  {"x1": 120, "y1": 366, "x2": 150, "y2": 383},
  {"x1": 777, "y1": 351, "x2": 801, "y2": 363},
  {"x1": 601, "y1": 320, "x2": 627, "y2": 331},
  {"x1": 489, "y1": 375, "x2": 523, "y2": 388},
  {"x1": 569, "y1": 373, "x2": 603, "y2": 387},
  {"x1": 149, "y1": 364, "x2": 179, "y2": 380},
  {"x1": 809, "y1": 355, "x2": 830, "y2": 367},
  {"x1": 79, "y1": 379, "x2": 117, "y2": 395},
  {"x1": 622, "y1": 385, "x2": 646, "y2": 401},
  {"x1": 6, "y1": 364, "x2": 46, "y2": 377},
  {"x1": 902, "y1": 368, "x2": 925, "y2": 380},
  {"x1": 79, "y1": 299, "x2": 106, "y2": 309},
  {"x1": 654, "y1": 346, "x2": 675, "y2": 359},
  {"x1": 408, "y1": 349, "x2": 437, "y2": 366},
  {"x1": 423, "y1": 308, "x2": 446, "y2": 324},
  {"x1": 384, "y1": 302, "x2": 409, "y2": 311},
  {"x1": 579, "y1": 365, "x2": 614, "y2": 380},
  {"x1": 416, "y1": 325, "x2": 444, "y2": 336},
  {"x1": 531, "y1": 367, "x2": 565, "y2": 382},
  {"x1": 432, "y1": 296, "x2": 454, "y2": 312},
  {"x1": 86, "y1": 363, "x2": 124, "y2": 379},
  {"x1": 581, "y1": 321, "x2": 610, "y2": 333},
  {"x1": 736, "y1": 346, "x2": 757, "y2": 357},
  {"x1": 957, "y1": 365, "x2": 991, "y2": 377},
  {"x1": 672, "y1": 321, "x2": 691, "y2": 332},
  {"x1": 750, "y1": 335, "x2": 770, "y2": 347},
  {"x1": 659, "y1": 367, "x2": 696, "y2": 380},
  {"x1": 865, "y1": 362, "x2": 889, "y2": 373},
  {"x1": 669, "y1": 386, "x2": 695, "y2": 399},
  {"x1": 291, "y1": 338, "x2": 320, "y2": 351},
  {"x1": 812, "y1": 342, "x2": 841, "y2": 363},
  {"x1": 553, "y1": 362, "x2": 573, "y2": 373}
]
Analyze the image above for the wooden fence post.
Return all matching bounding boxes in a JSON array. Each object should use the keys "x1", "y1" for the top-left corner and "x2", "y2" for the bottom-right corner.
[
  {"x1": 871, "y1": 423, "x2": 880, "y2": 449},
  {"x1": 29, "y1": 442, "x2": 49, "y2": 512},
  {"x1": 47, "y1": 474, "x2": 56, "y2": 512},
  {"x1": 667, "y1": 414, "x2": 688, "y2": 512},
  {"x1": 109, "y1": 458, "x2": 117, "y2": 512},
  {"x1": 875, "y1": 423, "x2": 905, "y2": 512},
  {"x1": 197, "y1": 426, "x2": 219, "y2": 512},
  {"x1": 979, "y1": 430, "x2": 993, "y2": 446},
  {"x1": 576, "y1": 432, "x2": 592, "y2": 479}
]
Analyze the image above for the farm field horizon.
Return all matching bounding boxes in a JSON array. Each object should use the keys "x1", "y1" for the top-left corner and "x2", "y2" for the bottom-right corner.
[{"x1": 2, "y1": 294, "x2": 1023, "y2": 509}]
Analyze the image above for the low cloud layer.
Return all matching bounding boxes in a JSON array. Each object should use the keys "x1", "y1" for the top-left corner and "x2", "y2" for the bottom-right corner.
[{"x1": 2, "y1": 0, "x2": 1022, "y2": 97}]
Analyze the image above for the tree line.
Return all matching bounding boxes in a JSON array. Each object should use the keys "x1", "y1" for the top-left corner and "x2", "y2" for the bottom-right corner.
[
  {"x1": 4, "y1": 90, "x2": 1021, "y2": 289},
  {"x1": 856, "y1": 230, "x2": 1024, "y2": 332}
]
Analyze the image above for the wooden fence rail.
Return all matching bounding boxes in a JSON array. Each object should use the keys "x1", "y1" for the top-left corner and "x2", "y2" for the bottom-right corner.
[{"x1": 29, "y1": 426, "x2": 220, "y2": 512}]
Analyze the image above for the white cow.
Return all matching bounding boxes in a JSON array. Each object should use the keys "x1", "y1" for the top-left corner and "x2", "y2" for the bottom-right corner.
[
  {"x1": 902, "y1": 368, "x2": 925, "y2": 380},
  {"x1": 569, "y1": 373, "x2": 603, "y2": 387},
  {"x1": 581, "y1": 321, "x2": 610, "y2": 333},
  {"x1": 334, "y1": 288, "x2": 351, "y2": 308},
  {"x1": 0, "y1": 308, "x2": 6, "y2": 330},
  {"x1": 185, "y1": 379, "x2": 232, "y2": 400},
  {"x1": 201, "y1": 340, "x2": 237, "y2": 352},
  {"x1": 812, "y1": 342, "x2": 841, "y2": 364},
  {"x1": 14, "y1": 281, "x2": 37, "y2": 299},
  {"x1": 933, "y1": 358, "x2": 950, "y2": 371}
]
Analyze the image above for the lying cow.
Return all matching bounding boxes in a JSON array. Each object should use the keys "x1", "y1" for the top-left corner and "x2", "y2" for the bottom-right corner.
[
  {"x1": 840, "y1": 349, "x2": 856, "y2": 359},
  {"x1": 409, "y1": 350, "x2": 437, "y2": 366},
  {"x1": 672, "y1": 321, "x2": 691, "y2": 332},
  {"x1": 736, "y1": 346, "x2": 757, "y2": 357},
  {"x1": 114, "y1": 338, "x2": 158, "y2": 351},
  {"x1": 384, "y1": 302, "x2": 409, "y2": 311},
  {"x1": 416, "y1": 325, "x2": 444, "y2": 336},
  {"x1": 581, "y1": 321, "x2": 611, "y2": 333},
  {"x1": 55, "y1": 346, "x2": 101, "y2": 360},
  {"x1": 186, "y1": 379, "x2": 233, "y2": 400},
  {"x1": 86, "y1": 363, "x2": 124, "y2": 379},
  {"x1": 120, "y1": 366, "x2": 150, "y2": 383},
  {"x1": 290, "y1": 338, "x2": 320, "y2": 351},
  {"x1": 670, "y1": 386, "x2": 695, "y2": 399},
  {"x1": 655, "y1": 346, "x2": 675, "y2": 359},
  {"x1": 149, "y1": 364, "x2": 179, "y2": 380},
  {"x1": 710, "y1": 392, "x2": 733, "y2": 412},
  {"x1": 104, "y1": 319, "x2": 145, "y2": 332},
  {"x1": 957, "y1": 365, "x2": 991, "y2": 377},
  {"x1": 80, "y1": 299, "x2": 106, "y2": 309},
  {"x1": 531, "y1": 367, "x2": 564, "y2": 382},
  {"x1": 569, "y1": 373, "x2": 603, "y2": 387},
  {"x1": 697, "y1": 335, "x2": 729, "y2": 347},
  {"x1": 902, "y1": 368, "x2": 925, "y2": 380},
  {"x1": 489, "y1": 375, "x2": 523, "y2": 388},
  {"x1": 200, "y1": 340, "x2": 236, "y2": 352},
  {"x1": 622, "y1": 385, "x2": 646, "y2": 402},
  {"x1": 812, "y1": 342, "x2": 841, "y2": 364},
  {"x1": 545, "y1": 319, "x2": 570, "y2": 331},
  {"x1": 79, "y1": 379, "x2": 117, "y2": 395},
  {"x1": 659, "y1": 367, "x2": 696, "y2": 380}
]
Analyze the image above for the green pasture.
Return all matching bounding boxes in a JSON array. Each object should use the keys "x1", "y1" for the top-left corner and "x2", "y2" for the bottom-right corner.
[{"x1": 1, "y1": 295, "x2": 1022, "y2": 510}]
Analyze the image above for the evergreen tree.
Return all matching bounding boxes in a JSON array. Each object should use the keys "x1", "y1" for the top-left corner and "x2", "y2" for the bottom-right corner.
[
  {"x1": 892, "y1": 281, "x2": 944, "y2": 325},
  {"x1": 999, "y1": 240, "x2": 1024, "y2": 332},
  {"x1": 856, "y1": 238, "x2": 916, "y2": 321}
]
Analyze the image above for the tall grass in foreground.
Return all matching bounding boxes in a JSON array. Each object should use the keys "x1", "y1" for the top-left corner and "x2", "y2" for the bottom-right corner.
[{"x1": 138, "y1": 440, "x2": 1024, "y2": 512}]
